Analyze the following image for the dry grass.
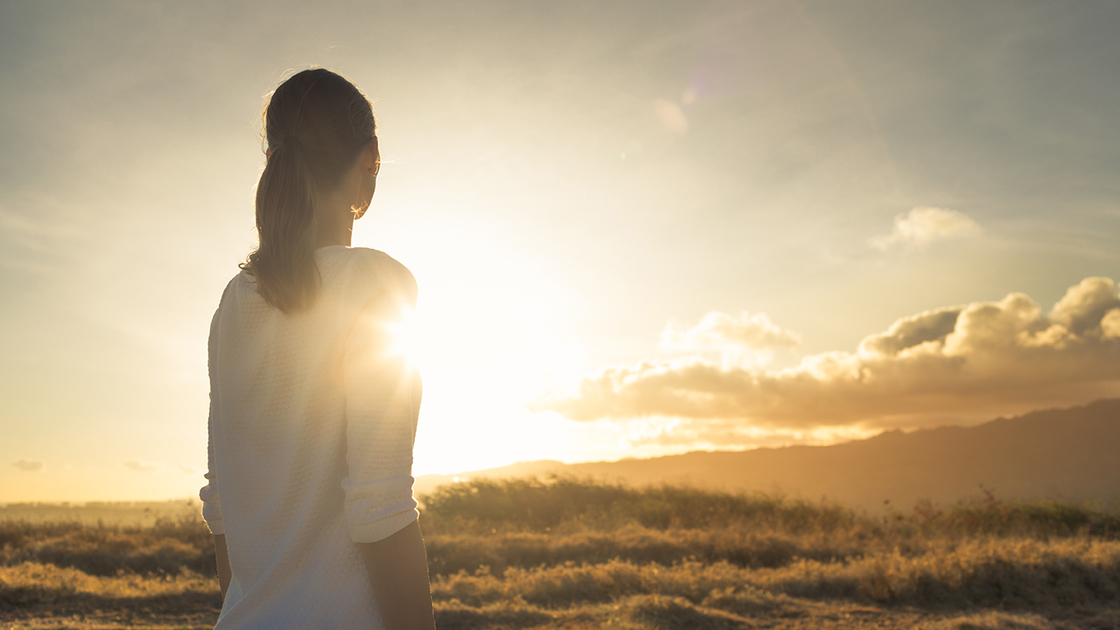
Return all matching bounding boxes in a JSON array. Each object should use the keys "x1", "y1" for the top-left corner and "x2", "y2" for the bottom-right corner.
[
  {"x1": 428, "y1": 538, "x2": 1120, "y2": 609},
  {"x1": 0, "y1": 561, "x2": 212, "y2": 605},
  {"x1": 3, "y1": 478, "x2": 1120, "y2": 629},
  {"x1": 424, "y1": 525, "x2": 864, "y2": 578},
  {"x1": 0, "y1": 517, "x2": 214, "y2": 578}
]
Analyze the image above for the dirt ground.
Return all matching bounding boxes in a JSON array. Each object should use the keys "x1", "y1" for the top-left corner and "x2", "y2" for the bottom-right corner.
[{"x1": 4, "y1": 600, "x2": 1119, "y2": 630}]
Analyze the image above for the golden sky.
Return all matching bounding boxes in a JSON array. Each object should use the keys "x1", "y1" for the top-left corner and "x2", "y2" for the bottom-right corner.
[{"x1": 2, "y1": 1, "x2": 1119, "y2": 502}]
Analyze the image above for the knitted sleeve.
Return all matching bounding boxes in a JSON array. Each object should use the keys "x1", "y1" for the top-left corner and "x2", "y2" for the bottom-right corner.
[
  {"x1": 199, "y1": 306, "x2": 225, "y2": 535},
  {"x1": 340, "y1": 259, "x2": 421, "y2": 543}
]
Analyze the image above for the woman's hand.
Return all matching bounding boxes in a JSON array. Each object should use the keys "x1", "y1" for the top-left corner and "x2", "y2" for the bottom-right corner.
[{"x1": 213, "y1": 534, "x2": 232, "y2": 599}]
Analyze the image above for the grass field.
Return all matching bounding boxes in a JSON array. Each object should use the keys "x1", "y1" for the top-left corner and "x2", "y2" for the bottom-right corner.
[{"x1": 3, "y1": 478, "x2": 1120, "y2": 629}]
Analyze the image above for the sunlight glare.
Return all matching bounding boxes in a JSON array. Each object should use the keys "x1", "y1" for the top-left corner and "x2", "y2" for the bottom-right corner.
[
  {"x1": 357, "y1": 212, "x2": 588, "y2": 474},
  {"x1": 385, "y1": 306, "x2": 420, "y2": 368}
]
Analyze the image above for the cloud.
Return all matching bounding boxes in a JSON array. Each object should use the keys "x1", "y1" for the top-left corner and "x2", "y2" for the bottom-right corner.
[
  {"x1": 660, "y1": 311, "x2": 801, "y2": 368},
  {"x1": 870, "y1": 207, "x2": 981, "y2": 250},
  {"x1": 536, "y1": 277, "x2": 1120, "y2": 433},
  {"x1": 623, "y1": 418, "x2": 880, "y2": 450},
  {"x1": 12, "y1": 459, "x2": 44, "y2": 472},
  {"x1": 122, "y1": 460, "x2": 163, "y2": 473}
]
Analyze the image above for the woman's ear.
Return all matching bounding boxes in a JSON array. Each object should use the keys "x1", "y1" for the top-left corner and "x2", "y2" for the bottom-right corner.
[{"x1": 368, "y1": 137, "x2": 380, "y2": 175}]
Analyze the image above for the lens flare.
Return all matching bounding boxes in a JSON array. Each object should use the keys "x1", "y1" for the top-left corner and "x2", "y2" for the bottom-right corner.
[{"x1": 385, "y1": 307, "x2": 420, "y2": 367}]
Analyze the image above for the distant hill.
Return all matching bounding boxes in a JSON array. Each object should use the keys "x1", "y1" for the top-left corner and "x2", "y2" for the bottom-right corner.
[
  {"x1": 416, "y1": 399, "x2": 1120, "y2": 511},
  {"x1": 0, "y1": 499, "x2": 199, "y2": 525}
]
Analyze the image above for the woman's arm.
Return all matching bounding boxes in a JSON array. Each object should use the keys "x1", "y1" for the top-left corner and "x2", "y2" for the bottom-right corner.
[
  {"x1": 203, "y1": 305, "x2": 232, "y2": 601},
  {"x1": 213, "y1": 534, "x2": 232, "y2": 598},
  {"x1": 357, "y1": 520, "x2": 435, "y2": 630},
  {"x1": 343, "y1": 257, "x2": 432, "y2": 628}
]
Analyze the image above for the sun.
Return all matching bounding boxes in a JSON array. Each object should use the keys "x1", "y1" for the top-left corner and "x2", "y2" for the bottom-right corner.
[
  {"x1": 384, "y1": 306, "x2": 420, "y2": 368},
  {"x1": 352, "y1": 213, "x2": 589, "y2": 473}
]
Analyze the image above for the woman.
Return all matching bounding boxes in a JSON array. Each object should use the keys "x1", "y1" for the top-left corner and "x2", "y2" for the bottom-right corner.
[{"x1": 199, "y1": 68, "x2": 436, "y2": 630}]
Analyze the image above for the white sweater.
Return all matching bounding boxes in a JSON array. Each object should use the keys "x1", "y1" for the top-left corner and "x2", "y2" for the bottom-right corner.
[{"x1": 199, "y1": 246, "x2": 421, "y2": 629}]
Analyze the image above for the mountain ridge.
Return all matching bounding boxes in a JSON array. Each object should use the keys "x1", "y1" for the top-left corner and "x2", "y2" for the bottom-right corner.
[{"x1": 415, "y1": 399, "x2": 1120, "y2": 511}]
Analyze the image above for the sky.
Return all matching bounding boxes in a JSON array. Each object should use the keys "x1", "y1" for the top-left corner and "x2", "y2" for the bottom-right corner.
[{"x1": 2, "y1": 0, "x2": 1119, "y2": 503}]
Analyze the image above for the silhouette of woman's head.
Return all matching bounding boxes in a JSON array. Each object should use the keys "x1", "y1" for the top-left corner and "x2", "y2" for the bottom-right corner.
[{"x1": 242, "y1": 68, "x2": 378, "y2": 313}]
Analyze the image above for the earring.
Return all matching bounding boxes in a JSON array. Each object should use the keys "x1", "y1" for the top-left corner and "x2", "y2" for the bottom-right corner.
[
  {"x1": 351, "y1": 174, "x2": 366, "y2": 219},
  {"x1": 353, "y1": 171, "x2": 376, "y2": 219}
]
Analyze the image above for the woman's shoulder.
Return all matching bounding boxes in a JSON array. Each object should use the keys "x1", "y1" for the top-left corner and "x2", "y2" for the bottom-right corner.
[{"x1": 318, "y1": 246, "x2": 416, "y2": 304}]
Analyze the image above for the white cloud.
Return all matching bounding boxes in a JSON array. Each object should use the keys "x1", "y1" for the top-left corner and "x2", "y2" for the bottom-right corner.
[
  {"x1": 624, "y1": 418, "x2": 880, "y2": 450},
  {"x1": 1102, "y1": 308, "x2": 1120, "y2": 339},
  {"x1": 660, "y1": 311, "x2": 801, "y2": 368},
  {"x1": 870, "y1": 207, "x2": 981, "y2": 250},
  {"x1": 12, "y1": 459, "x2": 44, "y2": 472},
  {"x1": 122, "y1": 460, "x2": 163, "y2": 473},
  {"x1": 536, "y1": 277, "x2": 1120, "y2": 434}
]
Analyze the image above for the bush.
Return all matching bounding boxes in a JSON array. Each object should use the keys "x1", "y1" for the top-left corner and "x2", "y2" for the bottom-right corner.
[{"x1": 419, "y1": 476, "x2": 858, "y2": 534}]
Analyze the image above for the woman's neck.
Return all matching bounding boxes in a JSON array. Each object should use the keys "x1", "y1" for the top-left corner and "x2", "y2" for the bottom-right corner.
[
  {"x1": 315, "y1": 202, "x2": 355, "y2": 248},
  {"x1": 316, "y1": 222, "x2": 353, "y2": 248}
]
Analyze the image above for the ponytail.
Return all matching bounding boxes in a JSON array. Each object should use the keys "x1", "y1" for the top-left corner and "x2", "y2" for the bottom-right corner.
[
  {"x1": 240, "y1": 69, "x2": 376, "y2": 314},
  {"x1": 244, "y1": 137, "x2": 319, "y2": 314}
]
